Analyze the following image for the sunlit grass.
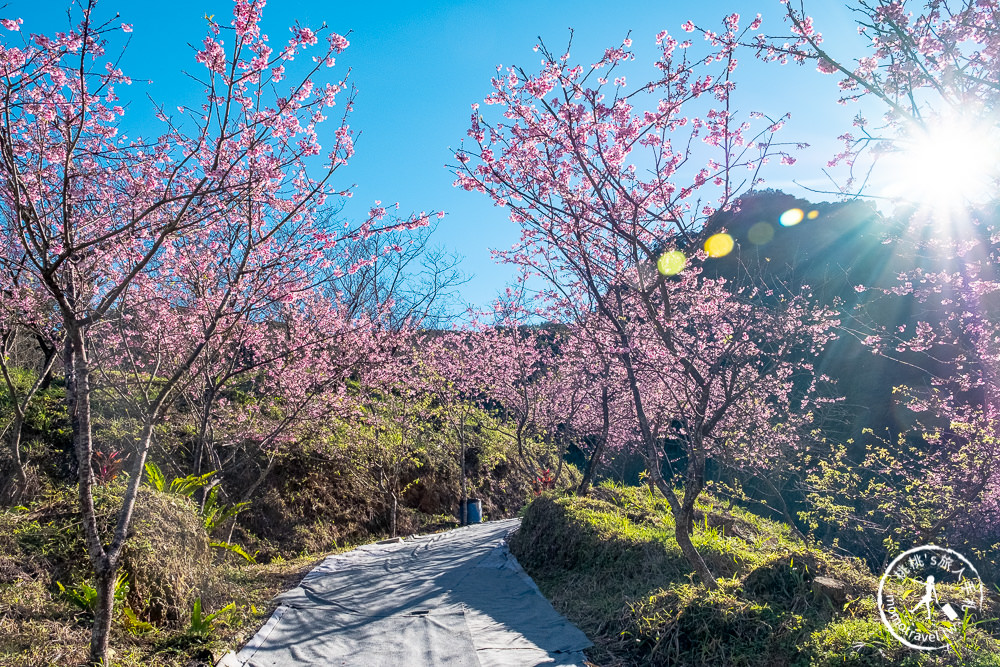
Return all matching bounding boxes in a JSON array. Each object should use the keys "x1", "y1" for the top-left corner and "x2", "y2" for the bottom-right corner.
[{"x1": 510, "y1": 483, "x2": 1000, "y2": 666}]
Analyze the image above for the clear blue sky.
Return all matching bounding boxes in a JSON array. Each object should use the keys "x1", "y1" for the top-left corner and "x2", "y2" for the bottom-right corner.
[{"x1": 8, "y1": 1, "x2": 870, "y2": 309}]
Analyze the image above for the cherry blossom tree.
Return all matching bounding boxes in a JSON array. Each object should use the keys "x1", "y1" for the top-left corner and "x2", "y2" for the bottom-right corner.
[
  {"x1": 752, "y1": 0, "x2": 1000, "y2": 549},
  {"x1": 469, "y1": 290, "x2": 581, "y2": 482},
  {"x1": 454, "y1": 16, "x2": 840, "y2": 588},
  {"x1": 0, "y1": 1, "x2": 429, "y2": 662},
  {"x1": 557, "y1": 324, "x2": 637, "y2": 495},
  {"x1": 476, "y1": 287, "x2": 635, "y2": 495},
  {"x1": 415, "y1": 315, "x2": 564, "y2": 524},
  {"x1": 0, "y1": 254, "x2": 60, "y2": 502},
  {"x1": 751, "y1": 0, "x2": 1000, "y2": 194}
]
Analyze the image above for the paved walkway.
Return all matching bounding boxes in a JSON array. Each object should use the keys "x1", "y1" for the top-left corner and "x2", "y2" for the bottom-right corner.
[{"x1": 224, "y1": 519, "x2": 591, "y2": 666}]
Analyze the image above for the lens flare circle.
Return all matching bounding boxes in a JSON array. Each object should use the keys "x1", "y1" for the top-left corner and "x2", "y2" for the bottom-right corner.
[
  {"x1": 748, "y1": 222, "x2": 774, "y2": 245},
  {"x1": 704, "y1": 233, "x2": 735, "y2": 258},
  {"x1": 779, "y1": 208, "x2": 804, "y2": 227},
  {"x1": 657, "y1": 250, "x2": 686, "y2": 276}
]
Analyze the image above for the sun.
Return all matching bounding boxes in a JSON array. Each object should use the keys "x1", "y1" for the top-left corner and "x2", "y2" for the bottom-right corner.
[{"x1": 880, "y1": 117, "x2": 1000, "y2": 210}]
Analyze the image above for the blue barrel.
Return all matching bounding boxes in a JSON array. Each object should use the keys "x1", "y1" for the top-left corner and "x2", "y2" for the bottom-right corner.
[{"x1": 465, "y1": 499, "x2": 482, "y2": 524}]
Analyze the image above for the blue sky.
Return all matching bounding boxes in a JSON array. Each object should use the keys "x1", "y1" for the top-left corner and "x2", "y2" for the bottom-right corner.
[{"x1": 8, "y1": 1, "x2": 872, "y2": 310}]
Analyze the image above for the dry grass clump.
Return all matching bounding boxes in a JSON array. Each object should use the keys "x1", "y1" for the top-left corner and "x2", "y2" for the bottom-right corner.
[
  {"x1": 0, "y1": 485, "x2": 328, "y2": 666},
  {"x1": 121, "y1": 487, "x2": 212, "y2": 626}
]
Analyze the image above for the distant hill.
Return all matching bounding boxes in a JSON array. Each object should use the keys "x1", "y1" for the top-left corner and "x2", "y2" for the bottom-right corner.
[{"x1": 700, "y1": 190, "x2": 983, "y2": 449}]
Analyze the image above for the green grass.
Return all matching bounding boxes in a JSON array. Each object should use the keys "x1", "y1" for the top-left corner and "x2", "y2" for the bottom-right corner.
[{"x1": 510, "y1": 482, "x2": 1000, "y2": 667}]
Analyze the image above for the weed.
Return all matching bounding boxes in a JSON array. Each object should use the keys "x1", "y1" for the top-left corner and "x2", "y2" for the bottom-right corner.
[
  {"x1": 56, "y1": 572, "x2": 129, "y2": 616},
  {"x1": 187, "y1": 598, "x2": 235, "y2": 640}
]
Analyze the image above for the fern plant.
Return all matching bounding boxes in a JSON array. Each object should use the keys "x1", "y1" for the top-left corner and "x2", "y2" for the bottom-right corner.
[
  {"x1": 202, "y1": 487, "x2": 249, "y2": 532},
  {"x1": 57, "y1": 572, "x2": 129, "y2": 615},
  {"x1": 210, "y1": 541, "x2": 258, "y2": 563},
  {"x1": 143, "y1": 461, "x2": 214, "y2": 497},
  {"x1": 188, "y1": 598, "x2": 235, "y2": 639}
]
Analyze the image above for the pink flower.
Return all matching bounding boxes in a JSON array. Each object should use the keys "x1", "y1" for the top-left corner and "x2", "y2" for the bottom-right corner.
[
  {"x1": 816, "y1": 58, "x2": 838, "y2": 74},
  {"x1": 195, "y1": 37, "x2": 227, "y2": 73},
  {"x1": 328, "y1": 33, "x2": 350, "y2": 52},
  {"x1": 856, "y1": 56, "x2": 877, "y2": 75},
  {"x1": 293, "y1": 26, "x2": 318, "y2": 46}
]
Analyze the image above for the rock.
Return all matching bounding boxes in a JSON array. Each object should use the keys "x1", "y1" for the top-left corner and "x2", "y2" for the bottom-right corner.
[
  {"x1": 811, "y1": 576, "x2": 848, "y2": 606},
  {"x1": 377, "y1": 537, "x2": 404, "y2": 544}
]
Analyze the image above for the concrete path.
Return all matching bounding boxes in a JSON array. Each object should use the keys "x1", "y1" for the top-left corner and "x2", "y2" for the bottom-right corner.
[{"x1": 222, "y1": 519, "x2": 591, "y2": 666}]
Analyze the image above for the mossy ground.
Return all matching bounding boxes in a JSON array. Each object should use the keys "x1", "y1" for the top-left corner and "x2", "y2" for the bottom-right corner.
[{"x1": 510, "y1": 482, "x2": 1000, "y2": 667}]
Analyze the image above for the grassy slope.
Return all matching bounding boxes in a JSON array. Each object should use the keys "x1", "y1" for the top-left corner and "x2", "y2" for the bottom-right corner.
[
  {"x1": 0, "y1": 486, "x2": 358, "y2": 667},
  {"x1": 1, "y1": 549, "x2": 320, "y2": 666},
  {"x1": 510, "y1": 483, "x2": 1000, "y2": 667}
]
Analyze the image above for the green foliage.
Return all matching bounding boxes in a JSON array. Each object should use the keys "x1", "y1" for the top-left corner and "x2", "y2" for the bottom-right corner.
[
  {"x1": 56, "y1": 572, "x2": 129, "y2": 616},
  {"x1": 143, "y1": 461, "x2": 249, "y2": 533},
  {"x1": 799, "y1": 433, "x2": 1000, "y2": 580},
  {"x1": 144, "y1": 461, "x2": 166, "y2": 492},
  {"x1": 0, "y1": 365, "x2": 38, "y2": 406},
  {"x1": 169, "y1": 470, "x2": 215, "y2": 497},
  {"x1": 186, "y1": 598, "x2": 235, "y2": 639},
  {"x1": 210, "y1": 541, "x2": 258, "y2": 564},
  {"x1": 56, "y1": 579, "x2": 98, "y2": 613},
  {"x1": 203, "y1": 490, "x2": 250, "y2": 533},
  {"x1": 121, "y1": 607, "x2": 156, "y2": 636},
  {"x1": 143, "y1": 461, "x2": 213, "y2": 498}
]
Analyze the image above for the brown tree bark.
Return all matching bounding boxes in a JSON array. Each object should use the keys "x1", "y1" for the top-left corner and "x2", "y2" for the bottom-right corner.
[{"x1": 577, "y1": 386, "x2": 610, "y2": 496}]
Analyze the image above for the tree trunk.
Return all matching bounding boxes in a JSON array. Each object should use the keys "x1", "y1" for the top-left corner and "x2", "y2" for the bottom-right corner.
[
  {"x1": 63, "y1": 324, "x2": 115, "y2": 665},
  {"x1": 9, "y1": 416, "x2": 26, "y2": 503},
  {"x1": 674, "y1": 503, "x2": 718, "y2": 589},
  {"x1": 617, "y1": 350, "x2": 718, "y2": 589},
  {"x1": 578, "y1": 386, "x2": 610, "y2": 496},
  {"x1": 460, "y1": 435, "x2": 467, "y2": 525},
  {"x1": 0, "y1": 414, "x2": 28, "y2": 505},
  {"x1": 0, "y1": 329, "x2": 48, "y2": 504},
  {"x1": 577, "y1": 440, "x2": 605, "y2": 496},
  {"x1": 192, "y1": 384, "x2": 216, "y2": 476},
  {"x1": 88, "y1": 562, "x2": 117, "y2": 666},
  {"x1": 390, "y1": 494, "x2": 398, "y2": 537},
  {"x1": 34, "y1": 333, "x2": 57, "y2": 391}
]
